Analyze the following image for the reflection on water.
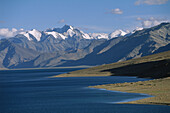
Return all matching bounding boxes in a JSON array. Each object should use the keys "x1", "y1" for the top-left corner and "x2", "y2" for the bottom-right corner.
[{"x1": 0, "y1": 69, "x2": 170, "y2": 113}]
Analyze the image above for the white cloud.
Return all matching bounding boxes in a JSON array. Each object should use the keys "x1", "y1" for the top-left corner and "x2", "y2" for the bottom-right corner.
[
  {"x1": 20, "y1": 28, "x2": 24, "y2": 31},
  {"x1": 0, "y1": 28, "x2": 25, "y2": 38},
  {"x1": 0, "y1": 28, "x2": 14, "y2": 38},
  {"x1": 135, "y1": 0, "x2": 168, "y2": 5},
  {"x1": 58, "y1": 19, "x2": 65, "y2": 23},
  {"x1": 142, "y1": 20, "x2": 153, "y2": 27},
  {"x1": 12, "y1": 28, "x2": 17, "y2": 32},
  {"x1": 109, "y1": 8, "x2": 123, "y2": 14},
  {"x1": 136, "y1": 17, "x2": 169, "y2": 27}
]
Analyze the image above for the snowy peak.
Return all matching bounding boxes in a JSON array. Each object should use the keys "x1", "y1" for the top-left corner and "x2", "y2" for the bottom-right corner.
[
  {"x1": 65, "y1": 28, "x2": 75, "y2": 37},
  {"x1": 18, "y1": 29, "x2": 42, "y2": 41},
  {"x1": 62, "y1": 24, "x2": 74, "y2": 31},
  {"x1": 89, "y1": 33, "x2": 109, "y2": 39},
  {"x1": 57, "y1": 25, "x2": 75, "y2": 37},
  {"x1": 109, "y1": 29, "x2": 127, "y2": 38},
  {"x1": 19, "y1": 32, "x2": 34, "y2": 41},
  {"x1": 45, "y1": 25, "x2": 75, "y2": 39},
  {"x1": 44, "y1": 25, "x2": 77, "y2": 39},
  {"x1": 47, "y1": 25, "x2": 74, "y2": 33},
  {"x1": 17, "y1": 25, "x2": 132, "y2": 41},
  {"x1": 132, "y1": 27, "x2": 144, "y2": 33},
  {"x1": 45, "y1": 25, "x2": 93, "y2": 40},
  {"x1": 79, "y1": 30, "x2": 93, "y2": 39},
  {"x1": 45, "y1": 31, "x2": 66, "y2": 39},
  {"x1": 28, "y1": 29, "x2": 42, "y2": 41}
]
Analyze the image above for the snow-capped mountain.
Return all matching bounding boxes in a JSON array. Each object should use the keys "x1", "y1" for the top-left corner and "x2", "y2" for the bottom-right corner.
[
  {"x1": 109, "y1": 29, "x2": 127, "y2": 38},
  {"x1": 59, "y1": 23, "x2": 170, "y2": 66},
  {"x1": 132, "y1": 27, "x2": 144, "y2": 33},
  {"x1": 89, "y1": 29, "x2": 130, "y2": 40},
  {"x1": 0, "y1": 23, "x2": 169, "y2": 68},
  {"x1": 89, "y1": 33, "x2": 109, "y2": 39},
  {"x1": 45, "y1": 24, "x2": 93, "y2": 40},
  {"x1": 19, "y1": 29, "x2": 42, "y2": 41},
  {"x1": 17, "y1": 25, "x2": 131, "y2": 41},
  {"x1": 18, "y1": 25, "x2": 94, "y2": 41}
]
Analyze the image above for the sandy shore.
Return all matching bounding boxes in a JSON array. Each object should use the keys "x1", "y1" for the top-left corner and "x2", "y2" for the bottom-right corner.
[{"x1": 89, "y1": 77, "x2": 170, "y2": 106}]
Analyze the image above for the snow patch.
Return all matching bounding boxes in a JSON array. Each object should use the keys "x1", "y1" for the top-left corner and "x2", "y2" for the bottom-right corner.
[
  {"x1": 132, "y1": 27, "x2": 144, "y2": 33},
  {"x1": 69, "y1": 25, "x2": 74, "y2": 30},
  {"x1": 136, "y1": 27, "x2": 143, "y2": 31},
  {"x1": 67, "y1": 29, "x2": 75, "y2": 37},
  {"x1": 19, "y1": 32, "x2": 32, "y2": 41},
  {"x1": 46, "y1": 31, "x2": 67, "y2": 39},
  {"x1": 59, "y1": 33, "x2": 67, "y2": 39},
  {"x1": 109, "y1": 30, "x2": 127, "y2": 38},
  {"x1": 82, "y1": 33, "x2": 93, "y2": 39},
  {"x1": 89, "y1": 33, "x2": 109, "y2": 39},
  {"x1": 46, "y1": 31, "x2": 59, "y2": 38},
  {"x1": 28, "y1": 29, "x2": 42, "y2": 41}
]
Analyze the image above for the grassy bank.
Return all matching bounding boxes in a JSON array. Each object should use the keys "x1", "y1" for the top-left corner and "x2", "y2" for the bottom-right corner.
[
  {"x1": 54, "y1": 51, "x2": 170, "y2": 78},
  {"x1": 89, "y1": 77, "x2": 170, "y2": 106}
]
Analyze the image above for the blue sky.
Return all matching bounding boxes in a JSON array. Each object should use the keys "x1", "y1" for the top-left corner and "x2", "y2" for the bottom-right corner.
[{"x1": 0, "y1": 0, "x2": 170, "y2": 34}]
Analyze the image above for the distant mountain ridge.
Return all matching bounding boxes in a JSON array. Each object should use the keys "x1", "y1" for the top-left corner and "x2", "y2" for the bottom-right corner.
[
  {"x1": 56, "y1": 50, "x2": 170, "y2": 78},
  {"x1": 16, "y1": 25, "x2": 129, "y2": 41},
  {"x1": 0, "y1": 23, "x2": 169, "y2": 68},
  {"x1": 59, "y1": 23, "x2": 170, "y2": 66}
]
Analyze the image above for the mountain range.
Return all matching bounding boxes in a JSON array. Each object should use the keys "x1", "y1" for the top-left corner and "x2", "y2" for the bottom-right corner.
[{"x1": 0, "y1": 23, "x2": 170, "y2": 69}]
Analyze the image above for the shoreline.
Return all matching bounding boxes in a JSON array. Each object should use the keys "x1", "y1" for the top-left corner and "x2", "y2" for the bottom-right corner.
[
  {"x1": 89, "y1": 77, "x2": 170, "y2": 106},
  {"x1": 89, "y1": 87, "x2": 153, "y2": 104},
  {"x1": 52, "y1": 51, "x2": 170, "y2": 106},
  {"x1": 52, "y1": 73, "x2": 111, "y2": 77},
  {"x1": 0, "y1": 65, "x2": 92, "y2": 71},
  {"x1": 53, "y1": 73, "x2": 170, "y2": 106}
]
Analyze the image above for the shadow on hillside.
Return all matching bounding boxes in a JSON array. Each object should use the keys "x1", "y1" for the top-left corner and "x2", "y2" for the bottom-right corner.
[{"x1": 101, "y1": 59, "x2": 170, "y2": 79}]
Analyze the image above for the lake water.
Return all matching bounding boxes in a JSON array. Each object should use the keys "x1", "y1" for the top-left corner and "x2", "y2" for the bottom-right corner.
[{"x1": 0, "y1": 68, "x2": 170, "y2": 113}]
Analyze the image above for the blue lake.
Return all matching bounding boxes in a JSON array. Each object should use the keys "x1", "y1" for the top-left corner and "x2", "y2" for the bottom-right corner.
[{"x1": 0, "y1": 68, "x2": 170, "y2": 113}]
